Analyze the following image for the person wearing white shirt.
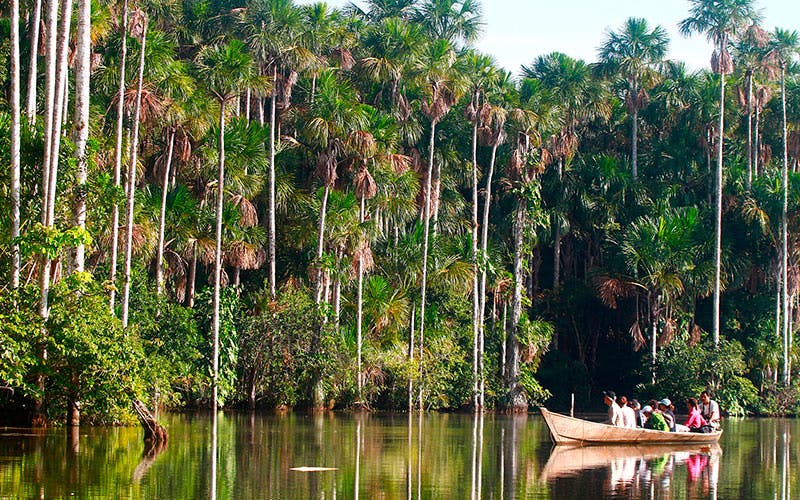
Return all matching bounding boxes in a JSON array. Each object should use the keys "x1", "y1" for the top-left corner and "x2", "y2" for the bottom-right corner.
[
  {"x1": 603, "y1": 391, "x2": 624, "y2": 427},
  {"x1": 699, "y1": 391, "x2": 721, "y2": 430},
  {"x1": 618, "y1": 395, "x2": 637, "y2": 428}
]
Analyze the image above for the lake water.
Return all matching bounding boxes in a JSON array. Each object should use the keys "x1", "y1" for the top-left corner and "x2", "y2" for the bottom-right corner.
[{"x1": 0, "y1": 412, "x2": 796, "y2": 499}]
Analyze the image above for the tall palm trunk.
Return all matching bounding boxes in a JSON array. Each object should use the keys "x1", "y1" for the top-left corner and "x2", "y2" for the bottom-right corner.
[
  {"x1": 712, "y1": 38, "x2": 726, "y2": 347},
  {"x1": 419, "y1": 119, "x2": 437, "y2": 407},
  {"x1": 268, "y1": 67, "x2": 277, "y2": 297},
  {"x1": 356, "y1": 196, "x2": 365, "y2": 402},
  {"x1": 314, "y1": 184, "x2": 330, "y2": 304},
  {"x1": 156, "y1": 129, "x2": 176, "y2": 297},
  {"x1": 109, "y1": 0, "x2": 128, "y2": 311},
  {"x1": 780, "y1": 63, "x2": 790, "y2": 386},
  {"x1": 121, "y1": 17, "x2": 147, "y2": 328},
  {"x1": 25, "y1": 0, "x2": 42, "y2": 121},
  {"x1": 478, "y1": 143, "x2": 498, "y2": 406},
  {"x1": 754, "y1": 102, "x2": 761, "y2": 176},
  {"x1": 187, "y1": 243, "x2": 197, "y2": 308},
  {"x1": 631, "y1": 81, "x2": 639, "y2": 181},
  {"x1": 211, "y1": 100, "x2": 227, "y2": 410},
  {"x1": 746, "y1": 70, "x2": 753, "y2": 191},
  {"x1": 553, "y1": 158, "x2": 563, "y2": 291},
  {"x1": 505, "y1": 196, "x2": 527, "y2": 411},
  {"x1": 470, "y1": 97, "x2": 480, "y2": 411},
  {"x1": 10, "y1": 0, "x2": 21, "y2": 288},
  {"x1": 69, "y1": 0, "x2": 91, "y2": 275}
]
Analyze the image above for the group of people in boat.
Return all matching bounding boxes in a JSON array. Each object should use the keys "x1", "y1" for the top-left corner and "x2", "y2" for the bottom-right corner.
[{"x1": 602, "y1": 390, "x2": 721, "y2": 433}]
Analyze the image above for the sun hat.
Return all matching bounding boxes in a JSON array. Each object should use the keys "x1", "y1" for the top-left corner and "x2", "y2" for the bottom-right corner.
[
  {"x1": 602, "y1": 390, "x2": 616, "y2": 400},
  {"x1": 642, "y1": 405, "x2": 653, "y2": 413},
  {"x1": 659, "y1": 398, "x2": 671, "y2": 407}
]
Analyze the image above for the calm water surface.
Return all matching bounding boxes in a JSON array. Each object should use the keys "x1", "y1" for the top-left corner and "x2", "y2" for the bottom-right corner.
[{"x1": 0, "y1": 412, "x2": 797, "y2": 499}]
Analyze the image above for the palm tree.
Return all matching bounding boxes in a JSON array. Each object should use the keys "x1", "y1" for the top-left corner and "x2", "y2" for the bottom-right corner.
[
  {"x1": 598, "y1": 17, "x2": 669, "y2": 181},
  {"x1": 121, "y1": 9, "x2": 149, "y2": 328},
  {"x1": 416, "y1": 38, "x2": 461, "y2": 407},
  {"x1": 680, "y1": 0, "x2": 757, "y2": 345},
  {"x1": 10, "y1": 0, "x2": 21, "y2": 288},
  {"x1": 413, "y1": 0, "x2": 483, "y2": 46},
  {"x1": 109, "y1": 0, "x2": 129, "y2": 311},
  {"x1": 767, "y1": 28, "x2": 800, "y2": 385},
  {"x1": 69, "y1": 0, "x2": 92, "y2": 275},
  {"x1": 522, "y1": 52, "x2": 609, "y2": 292},
  {"x1": 196, "y1": 39, "x2": 255, "y2": 409},
  {"x1": 463, "y1": 51, "x2": 497, "y2": 409}
]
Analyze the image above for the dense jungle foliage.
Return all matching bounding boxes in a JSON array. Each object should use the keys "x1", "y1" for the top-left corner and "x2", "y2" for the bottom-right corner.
[{"x1": 1, "y1": 0, "x2": 800, "y2": 425}]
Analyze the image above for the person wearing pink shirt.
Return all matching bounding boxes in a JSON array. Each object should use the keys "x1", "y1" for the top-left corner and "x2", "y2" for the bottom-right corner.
[{"x1": 684, "y1": 397, "x2": 708, "y2": 431}]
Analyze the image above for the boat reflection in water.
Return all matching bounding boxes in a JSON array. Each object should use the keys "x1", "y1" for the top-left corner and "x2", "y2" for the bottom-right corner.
[{"x1": 541, "y1": 443, "x2": 721, "y2": 499}]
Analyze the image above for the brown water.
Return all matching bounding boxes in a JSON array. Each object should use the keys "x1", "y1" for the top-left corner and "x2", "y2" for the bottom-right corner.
[{"x1": 0, "y1": 412, "x2": 797, "y2": 499}]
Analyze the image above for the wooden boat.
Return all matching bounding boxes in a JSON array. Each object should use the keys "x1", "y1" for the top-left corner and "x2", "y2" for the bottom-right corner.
[
  {"x1": 539, "y1": 407, "x2": 722, "y2": 445},
  {"x1": 540, "y1": 442, "x2": 722, "y2": 482}
]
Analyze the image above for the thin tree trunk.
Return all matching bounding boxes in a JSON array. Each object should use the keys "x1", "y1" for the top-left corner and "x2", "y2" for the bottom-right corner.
[
  {"x1": 746, "y1": 70, "x2": 753, "y2": 191},
  {"x1": 781, "y1": 64, "x2": 790, "y2": 386},
  {"x1": 109, "y1": 0, "x2": 128, "y2": 312},
  {"x1": 258, "y1": 95, "x2": 264, "y2": 125},
  {"x1": 408, "y1": 304, "x2": 415, "y2": 412},
  {"x1": 651, "y1": 297, "x2": 658, "y2": 384},
  {"x1": 631, "y1": 84, "x2": 638, "y2": 181},
  {"x1": 478, "y1": 143, "x2": 498, "y2": 407},
  {"x1": 156, "y1": 129, "x2": 176, "y2": 297},
  {"x1": 505, "y1": 196, "x2": 527, "y2": 411},
  {"x1": 187, "y1": 244, "x2": 197, "y2": 308},
  {"x1": 121, "y1": 17, "x2": 147, "y2": 328},
  {"x1": 268, "y1": 67, "x2": 277, "y2": 297},
  {"x1": 211, "y1": 100, "x2": 227, "y2": 410},
  {"x1": 25, "y1": 0, "x2": 42, "y2": 121},
  {"x1": 245, "y1": 88, "x2": 251, "y2": 121},
  {"x1": 356, "y1": 196, "x2": 365, "y2": 402},
  {"x1": 11, "y1": 0, "x2": 21, "y2": 288},
  {"x1": 712, "y1": 41, "x2": 726, "y2": 347},
  {"x1": 314, "y1": 184, "x2": 330, "y2": 304},
  {"x1": 470, "y1": 99, "x2": 480, "y2": 411},
  {"x1": 419, "y1": 120, "x2": 437, "y2": 408},
  {"x1": 755, "y1": 104, "x2": 761, "y2": 176},
  {"x1": 47, "y1": 0, "x2": 72, "y2": 218},
  {"x1": 70, "y1": 0, "x2": 90, "y2": 275},
  {"x1": 553, "y1": 158, "x2": 563, "y2": 291}
]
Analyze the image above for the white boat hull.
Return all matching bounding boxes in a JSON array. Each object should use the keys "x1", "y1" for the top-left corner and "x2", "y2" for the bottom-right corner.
[{"x1": 540, "y1": 407, "x2": 723, "y2": 445}]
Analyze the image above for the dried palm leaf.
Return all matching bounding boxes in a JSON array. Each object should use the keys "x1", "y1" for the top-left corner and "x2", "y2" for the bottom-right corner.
[
  {"x1": 756, "y1": 85, "x2": 772, "y2": 108},
  {"x1": 689, "y1": 324, "x2": 703, "y2": 347},
  {"x1": 129, "y1": 9, "x2": 147, "y2": 38},
  {"x1": 630, "y1": 322, "x2": 645, "y2": 352},
  {"x1": 332, "y1": 47, "x2": 354, "y2": 70},
  {"x1": 658, "y1": 319, "x2": 676, "y2": 347},
  {"x1": 711, "y1": 49, "x2": 733, "y2": 75},
  {"x1": 354, "y1": 164, "x2": 377, "y2": 200},
  {"x1": 230, "y1": 194, "x2": 258, "y2": 227},
  {"x1": 315, "y1": 148, "x2": 338, "y2": 187},
  {"x1": 594, "y1": 275, "x2": 637, "y2": 309}
]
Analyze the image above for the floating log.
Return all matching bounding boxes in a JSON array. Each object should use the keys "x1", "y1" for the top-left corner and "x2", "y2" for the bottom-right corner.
[{"x1": 132, "y1": 399, "x2": 168, "y2": 444}]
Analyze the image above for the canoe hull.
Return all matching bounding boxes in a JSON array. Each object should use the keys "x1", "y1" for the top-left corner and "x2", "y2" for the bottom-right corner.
[{"x1": 539, "y1": 407, "x2": 722, "y2": 445}]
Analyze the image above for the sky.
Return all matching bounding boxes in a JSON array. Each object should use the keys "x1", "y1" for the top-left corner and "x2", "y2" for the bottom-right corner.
[{"x1": 296, "y1": 0, "x2": 800, "y2": 76}]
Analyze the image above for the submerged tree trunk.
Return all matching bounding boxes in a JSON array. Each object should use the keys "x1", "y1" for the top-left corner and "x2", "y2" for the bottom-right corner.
[
  {"x1": 211, "y1": 100, "x2": 227, "y2": 410},
  {"x1": 109, "y1": 0, "x2": 128, "y2": 312},
  {"x1": 504, "y1": 197, "x2": 528, "y2": 411},
  {"x1": 121, "y1": 17, "x2": 147, "y2": 328}
]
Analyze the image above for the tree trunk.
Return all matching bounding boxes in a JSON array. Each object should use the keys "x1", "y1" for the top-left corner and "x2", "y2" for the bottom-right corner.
[
  {"x1": 211, "y1": 100, "x2": 227, "y2": 410},
  {"x1": 10, "y1": 0, "x2": 21, "y2": 288},
  {"x1": 314, "y1": 184, "x2": 330, "y2": 304},
  {"x1": 553, "y1": 158, "x2": 563, "y2": 291},
  {"x1": 504, "y1": 197, "x2": 528, "y2": 411},
  {"x1": 781, "y1": 64, "x2": 790, "y2": 386},
  {"x1": 408, "y1": 304, "x2": 415, "y2": 412},
  {"x1": 631, "y1": 83, "x2": 638, "y2": 181},
  {"x1": 109, "y1": 0, "x2": 128, "y2": 312},
  {"x1": 356, "y1": 196, "x2": 366, "y2": 402},
  {"x1": 156, "y1": 129, "x2": 176, "y2": 297},
  {"x1": 70, "y1": 0, "x2": 90, "y2": 274},
  {"x1": 754, "y1": 104, "x2": 761, "y2": 176},
  {"x1": 268, "y1": 67, "x2": 277, "y2": 297},
  {"x1": 478, "y1": 143, "x2": 498, "y2": 408},
  {"x1": 25, "y1": 0, "x2": 42, "y2": 121},
  {"x1": 712, "y1": 39, "x2": 726, "y2": 347},
  {"x1": 471, "y1": 106, "x2": 479, "y2": 411},
  {"x1": 187, "y1": 244, "x2": 197, "y2": 308},
  {"x1": 746, "y1": 70, "x2": 753, "y2": 191},
  {"x1": 419, "y1": 119, "x2": 437, "y2": 407},
  {"x1": 121, "y1": 18, "x2": 147, "y2": 328}
]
